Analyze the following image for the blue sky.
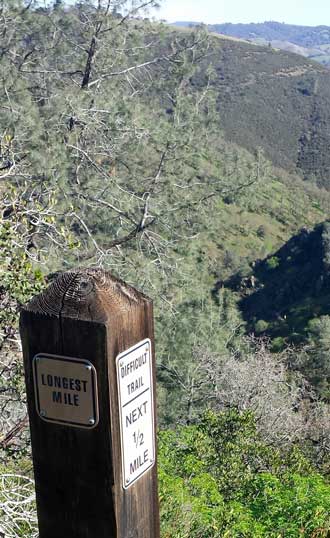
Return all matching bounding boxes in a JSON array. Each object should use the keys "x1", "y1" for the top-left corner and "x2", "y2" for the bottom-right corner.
[{"x1": 154, "y1": 0, "x2": 330, "y2": 27}]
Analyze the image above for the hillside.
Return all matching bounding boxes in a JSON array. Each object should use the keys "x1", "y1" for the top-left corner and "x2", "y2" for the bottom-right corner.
[
  {"x1": 225, "y1": 221, "x2": 330, "y2": 339},
  {"x1": 223, "y1": 220, "x2": 330, "y2": 399},
  {"x1": 193, "y1": 34, "x2": 330, "y2": 188}
]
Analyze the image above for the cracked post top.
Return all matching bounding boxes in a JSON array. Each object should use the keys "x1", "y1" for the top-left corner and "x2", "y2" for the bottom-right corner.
[{"x1": 23, "y1": 268, "x2": 151, "y2": 322}]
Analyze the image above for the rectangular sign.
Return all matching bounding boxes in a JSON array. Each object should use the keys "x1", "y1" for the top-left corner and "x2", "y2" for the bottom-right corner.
[
  {"x1": 116, "y1": 339, "x2": 155, "y2": 489},
  {"x1": 33, "y1": 354, "x2": 99, "y2": 429}
]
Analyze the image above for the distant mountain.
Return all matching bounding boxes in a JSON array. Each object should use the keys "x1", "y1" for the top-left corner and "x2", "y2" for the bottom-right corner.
[
  {"x1": 172, "y1": 21, "x2": 200, "y2": 27},
  {"x1": 209, "y1": 21, "x2": 330, "y2": 47},
  {"x1": 173, "y1": 20, "x2": 330, "y2": 47},
  {"x1": 174, "y1": 21, "x2": 330, "y2": 67}
]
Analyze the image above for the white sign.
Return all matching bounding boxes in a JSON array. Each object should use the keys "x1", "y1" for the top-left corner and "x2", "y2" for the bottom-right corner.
[{"x1": 116, "y1": 339, "x2": 155, "y2": 489}]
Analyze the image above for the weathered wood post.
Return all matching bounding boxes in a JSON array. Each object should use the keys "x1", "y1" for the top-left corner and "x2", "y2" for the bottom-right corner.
[{"x1": 19, "y1": 268, "x2": 160, "y2": 538}]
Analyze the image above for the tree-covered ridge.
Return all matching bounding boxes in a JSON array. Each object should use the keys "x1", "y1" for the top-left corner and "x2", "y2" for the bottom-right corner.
[
  {"x1": 2, "y1": 2, "x2": 330, "y2": 537},
  {"x1": 196, "y1": 37, "x2": 330, "y2": 188}
]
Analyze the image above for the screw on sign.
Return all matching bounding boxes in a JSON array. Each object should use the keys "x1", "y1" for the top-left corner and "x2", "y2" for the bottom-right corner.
[
  {"x1": 20, "y1": 268, "x2": 160, "y2": 538},
  {"x1": 32, "y1": 354, "x2": 99, "y2": 429}
]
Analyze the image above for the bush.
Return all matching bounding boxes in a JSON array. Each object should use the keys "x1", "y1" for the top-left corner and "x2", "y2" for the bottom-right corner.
[
  {"x1": 158, "y1": 410, "x2": 330, "y2": 537},
  {"x1": 266, "y1": 256, "x2": 280, "y2": 270},
  {"x1": 254, "y1": 319, "x2": 269, "y2": 334}
]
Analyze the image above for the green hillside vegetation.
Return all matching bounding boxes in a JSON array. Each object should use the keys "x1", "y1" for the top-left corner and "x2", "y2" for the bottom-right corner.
[
  {"x1": 2, "y1": 3, "x2": 330, "y2": 536},
  {"x1": 231, "y1": 222, "x2": 330, "y2": 340},
  {"x1": 194, "y1": 36, "x2": 330, "y2": 188},
  {"x1": 224, "y1": 221, "x2": 330, "y2": 400},
  {"x1": 175, "y1": 22, "x2": 330, "y2": 187},
  {"x1": 159, "y1": 411, "x2": 330, "y2": 537}
]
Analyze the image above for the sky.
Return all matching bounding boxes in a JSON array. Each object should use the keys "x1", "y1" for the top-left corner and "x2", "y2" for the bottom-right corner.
[{"x1": 154, "y1": 0, "x2": 330, "y2": 27}]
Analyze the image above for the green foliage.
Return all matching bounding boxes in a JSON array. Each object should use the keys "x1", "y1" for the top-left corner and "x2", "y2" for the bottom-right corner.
[
  {"x1": 266, "y1": 256, "x2": 280, "y2": 270},
  {"x1": 0, "y1": 221, "x2": 44, "y2": 340},
  {"x1": 247, "y1": 473, "x2": 330, "y2": 536},
  {"x1": 321, "y1": 222, "x2": 330, "y2": 272},
  {"x1": 0, "y1": 219, "x2": 46, "y2": 461},
  {"x1": 254, "y1": 319, "x2": 269, "y2": 334},
  {"x1": 159, "y1": 410, "x2": 330, "y2": 537},
  {"x1": 270, "y1": 336, "x2": 285, "y2": 352},
  {"x1": 156, "y1": 291, "x2": 244, "y2": 425},
  {"x1": 301, "y1": 316, "x2": 330, "y2": 399}
]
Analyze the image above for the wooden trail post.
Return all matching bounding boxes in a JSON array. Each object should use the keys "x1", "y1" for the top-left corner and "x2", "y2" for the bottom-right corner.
[{"x1": 19, "y1": 268, "x2": 160, "y2": 538}]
